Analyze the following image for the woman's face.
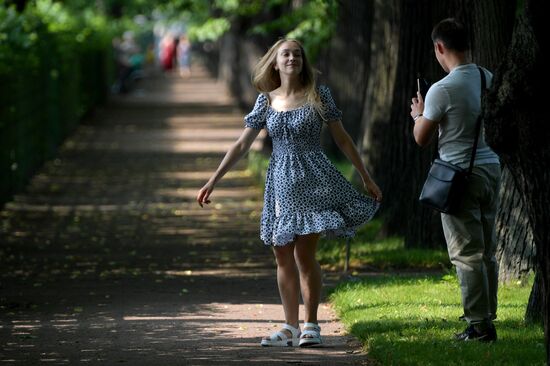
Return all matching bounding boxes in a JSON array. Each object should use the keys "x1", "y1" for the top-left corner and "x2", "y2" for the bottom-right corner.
[{"x1": 274, "y1": 41, "x2": 303, "y2": 76}]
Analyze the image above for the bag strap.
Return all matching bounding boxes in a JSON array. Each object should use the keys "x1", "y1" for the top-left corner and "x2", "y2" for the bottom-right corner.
[{"x1": 466, "y1": 67, "x2": 486, "y2": 175}]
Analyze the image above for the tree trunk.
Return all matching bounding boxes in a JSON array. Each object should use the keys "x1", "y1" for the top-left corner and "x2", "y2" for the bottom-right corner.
[
  {"x1": 397, "y1": 1, "x2": 456, "y2": 249},
  {"x1": 526, "y1": 270, "x2": 544, "y2": 325},
  {"x1": 495, "y1": 167, "x2": 536, "y2": 283},
  {"x1": 356, "y1": 0, "x2": 400, "y2": 197},
  {"x1": 495, "y1": 167, "x2": 540, "y2": 324},
  {"x1": 319, "y1": 0, "x2": 375, "y2": 157},
  {"x1": 218, "y1": 26, "x2": 240, "y2": 99},
  {"x1": 483, "y1": 0, "x2": 549, "y2": 359}
]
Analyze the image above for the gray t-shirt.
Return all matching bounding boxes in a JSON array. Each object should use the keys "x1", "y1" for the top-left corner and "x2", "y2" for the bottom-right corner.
[{"x1": 423, "y1": 63, "x2": 500, "y2": 169}]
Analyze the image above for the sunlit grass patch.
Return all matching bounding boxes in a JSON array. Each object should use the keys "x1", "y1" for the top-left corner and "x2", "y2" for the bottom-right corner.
[
  {"x1": 318, "y1": 220, "x2": 450, "y2": 271},
  {"x1": 246, "y1": 150, "x2": 270, "y2": 184},
  {"x1": 329, "y1": 274, "x2": 545, "y2": 365}
]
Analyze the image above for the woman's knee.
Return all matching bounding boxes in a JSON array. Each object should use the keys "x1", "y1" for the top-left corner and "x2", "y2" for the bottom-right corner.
[
  {"x1": 294, "y1": 243, "x2": 318, "y2": 272},
  {"x1": 273, "y1": 244, "x2": 295, "y2": 267}
]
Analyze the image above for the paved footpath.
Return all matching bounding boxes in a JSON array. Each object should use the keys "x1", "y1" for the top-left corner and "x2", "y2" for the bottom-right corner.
[{"x1": 0, "y1": 67, "x2": 369, "y2": 365}]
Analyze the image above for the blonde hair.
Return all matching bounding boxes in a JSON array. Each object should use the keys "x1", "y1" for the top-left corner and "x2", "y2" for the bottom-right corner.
[{"x1": 251, "y1": 39, "x2": 324, "y2": 117}]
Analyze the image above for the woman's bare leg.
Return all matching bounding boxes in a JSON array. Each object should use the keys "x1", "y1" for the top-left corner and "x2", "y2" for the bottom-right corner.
[
  {"x1": 293, "y1": 233, "x2": 322, "y2": 325},
  {"x1": 263, "y1": 242, "x2": 300, "y2": 340}
]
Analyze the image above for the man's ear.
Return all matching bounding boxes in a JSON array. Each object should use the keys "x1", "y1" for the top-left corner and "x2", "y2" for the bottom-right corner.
[{"x1": 435, "y1": 41, "x2": 445, "y2": 55}]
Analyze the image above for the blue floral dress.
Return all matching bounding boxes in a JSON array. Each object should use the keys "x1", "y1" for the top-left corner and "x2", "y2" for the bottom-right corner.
[{"x1": 244, "y1": 85, "x2": 379, "y2": 246}]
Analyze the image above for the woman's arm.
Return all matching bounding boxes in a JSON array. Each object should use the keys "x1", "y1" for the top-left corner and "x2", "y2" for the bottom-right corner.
[
  {"x1": 196, "y1": 127, "x2": 261, "y2": 207},
  {"x1": 327, "y1": 121, "x2": 383, "y2": 202}
]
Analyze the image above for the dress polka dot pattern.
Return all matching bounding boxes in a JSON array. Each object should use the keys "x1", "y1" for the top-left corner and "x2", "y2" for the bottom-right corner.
[{"x1": 244, "y1": 85, "x2": 379, "y2": 246}]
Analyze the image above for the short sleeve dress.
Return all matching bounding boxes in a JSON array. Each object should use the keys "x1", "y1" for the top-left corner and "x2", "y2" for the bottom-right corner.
[{"x1": 244, "y1": 85, "x2": 379, "y2": 246}]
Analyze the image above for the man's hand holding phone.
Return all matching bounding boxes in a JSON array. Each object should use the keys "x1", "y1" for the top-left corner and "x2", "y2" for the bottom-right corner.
[{"x1": 411, "y1": 75, "x2": 429, "y2": 122}]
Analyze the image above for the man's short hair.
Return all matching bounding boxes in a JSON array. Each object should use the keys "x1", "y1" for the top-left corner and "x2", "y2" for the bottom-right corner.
[{"x1": 431, "y1": 18, "x2": 469, "y2": 52}]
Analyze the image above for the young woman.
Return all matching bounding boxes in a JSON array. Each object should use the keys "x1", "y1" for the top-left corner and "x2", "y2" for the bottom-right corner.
[{"x1": 197, "y1": 38, "x2": 382, "y2": 347}]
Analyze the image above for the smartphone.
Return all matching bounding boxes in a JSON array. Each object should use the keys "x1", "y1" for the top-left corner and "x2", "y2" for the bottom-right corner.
[{"x1": 416, "y1": 74, "x2": 430, "y2": 100}]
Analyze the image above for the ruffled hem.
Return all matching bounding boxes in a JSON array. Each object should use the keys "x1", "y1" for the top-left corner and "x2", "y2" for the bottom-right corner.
[
  {"x1": 263, "y1": 227, "x2": 357, "y2": 247},
  {"x1": 260, "y1": 205, "x2": 378, "y2": 246}
]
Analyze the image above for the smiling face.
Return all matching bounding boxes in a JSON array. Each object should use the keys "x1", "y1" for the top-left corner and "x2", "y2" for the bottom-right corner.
[{"x1": 274, "y1": 41, "x2": 303, "y2": 76}]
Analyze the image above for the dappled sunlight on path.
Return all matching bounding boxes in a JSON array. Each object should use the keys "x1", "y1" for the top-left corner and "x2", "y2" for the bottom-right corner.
[{"x1": 0, "y1": 66, "x2": 368, "y2": 365}]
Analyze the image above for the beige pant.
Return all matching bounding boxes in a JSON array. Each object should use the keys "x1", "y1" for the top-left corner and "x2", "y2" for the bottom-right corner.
[{"x1": 441, "y1": 164, "x2": 501, "y2": 325}]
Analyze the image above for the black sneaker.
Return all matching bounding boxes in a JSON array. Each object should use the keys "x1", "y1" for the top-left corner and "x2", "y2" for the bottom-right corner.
[{"x1": 455, "y1": 324, "x2": 497, "y2": 342}]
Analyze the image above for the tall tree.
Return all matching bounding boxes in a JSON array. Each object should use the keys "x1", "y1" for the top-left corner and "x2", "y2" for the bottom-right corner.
[
  {"x1": 495, "y1": 169, "x2": 536, "y2": 283},
  {"x1": 318, "y1": 0, "x2": 375, "y2": 156},
  {"x1": 493, "y1": 169, "x2": 540, "y2": 325},
  {"x1": 483, "y1": 0, "x2": 549, "y2": 359},
  {"x1": 359, "y1": 0, "x2": 516, "y2": 249}
]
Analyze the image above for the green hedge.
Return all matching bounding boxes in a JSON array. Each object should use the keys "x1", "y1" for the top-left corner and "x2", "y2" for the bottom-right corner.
[{"x1": 0, "y1": 2, "x2": 115, "y2": 206}]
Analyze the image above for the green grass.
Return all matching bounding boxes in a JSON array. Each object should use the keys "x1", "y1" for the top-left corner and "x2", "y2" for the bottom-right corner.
[
  {"x1": 247, "y1": 150, "x2": 270, "y2": 185},
  {"x1": 329, "y1": 153, "x2": 355, "y2": 181},
  {"x1": 329, "y1": 274, "x2": 545, "y2": 365},
  {"x1": 318, "y1": 220, "x2": 450, "y2": 272}
]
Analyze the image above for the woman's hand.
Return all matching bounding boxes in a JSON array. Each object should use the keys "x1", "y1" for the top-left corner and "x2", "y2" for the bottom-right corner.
[
  {"x1": 197, "y1": 181, "x2": 215, "y2": 207},
  {"x1": 195, "y1": 127, "x2": 261, "y2": 208},
  {"x1": 363, "y1": 178, "x2": 383, "y2": 202}
]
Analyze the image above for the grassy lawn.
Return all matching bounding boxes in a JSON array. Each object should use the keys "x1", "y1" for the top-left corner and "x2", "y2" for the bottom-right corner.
[
  {"x1": 317, "y1": 220, "x2": 450, "y2": 272},
  {"x1": 329, "y1": 274, "x2": 544, "y2": 365}
]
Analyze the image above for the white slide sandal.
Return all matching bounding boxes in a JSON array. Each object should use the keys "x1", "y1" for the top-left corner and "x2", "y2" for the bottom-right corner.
[
  {"x1": 299, "y1": 322, "x2": 322, "y2": 347},
  {"x1": 260, "y1": 323, "x2": 301, "y2": 347}
]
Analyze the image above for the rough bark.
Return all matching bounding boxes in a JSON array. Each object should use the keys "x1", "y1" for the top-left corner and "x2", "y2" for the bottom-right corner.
[
  {"x1": 526, "y1": 270, "x2": 544, "y2": 325},
  {"x1": 483, "y1": 0, "x2": 549, "y2": 359},
  {"x1": 358, "y1": 0, "x2": 400, "y2": 183},
  {"x1": 495, "y1": 167, "x2": 536, "y2": 283},
  {"x1": 464, "y1": 0, "x2": 517, "y2": 69},
  {"x1": 494, "y1": 168, "x2": 540, "y2": 323},
  {"x1": 218, "y1": 25, "x2": 240, "y2": 99},
  {"x1": 397, "y1": 0, "x2": 455, "y2": 249},
  {"x1": 318, "y1": 0, "x2": 374, "y2": 157}
]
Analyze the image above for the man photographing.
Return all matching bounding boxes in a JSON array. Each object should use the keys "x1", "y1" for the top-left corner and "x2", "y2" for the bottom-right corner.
[{"x1": 410, "y1": 18, "x2": 501, "y2": 342}]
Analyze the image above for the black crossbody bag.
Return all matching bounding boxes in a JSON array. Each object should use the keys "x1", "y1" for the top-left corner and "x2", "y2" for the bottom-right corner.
[{"x1": 419, "y1": 67, "x2": 486, "y2": 214}]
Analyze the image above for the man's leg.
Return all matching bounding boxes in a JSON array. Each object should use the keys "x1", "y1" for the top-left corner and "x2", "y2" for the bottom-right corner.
[
  {"x1": 442, "y1": 204, "x2": 489, "y2": 325},
  {"x1": 442, "y1": 166, "x2": 499, "y2": 341}
]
